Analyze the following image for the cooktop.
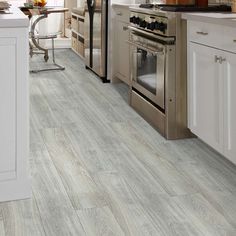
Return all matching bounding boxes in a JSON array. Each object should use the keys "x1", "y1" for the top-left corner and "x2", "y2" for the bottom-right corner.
[{"x1": 139, "y1": 4, "x2": 231, "y2": 12}]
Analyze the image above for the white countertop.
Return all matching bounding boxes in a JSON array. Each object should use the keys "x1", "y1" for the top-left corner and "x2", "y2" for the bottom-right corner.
[
  {"x1": 182, "y1": 12, "x2": 236, "y2": 27},
  {"x1": 0, "y1": 7, "x2": 29, "y2": 28},
  {"x1": 112, "y1": 3, "x2": 139, "y2": 9}
]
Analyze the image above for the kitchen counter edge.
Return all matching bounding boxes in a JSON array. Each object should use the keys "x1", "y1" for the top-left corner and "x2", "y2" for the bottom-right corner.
[
  {"x1": 182, "y1": 12, "x2": 236, "y2": 27},
  {"x1": 0, "y1": 7, "x2": 29, "y2": 28}
]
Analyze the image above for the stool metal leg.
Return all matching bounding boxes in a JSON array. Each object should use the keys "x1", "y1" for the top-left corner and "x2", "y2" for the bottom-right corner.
[{"x1": 30, "y1": 38, "x2": 65, "y2": 73}]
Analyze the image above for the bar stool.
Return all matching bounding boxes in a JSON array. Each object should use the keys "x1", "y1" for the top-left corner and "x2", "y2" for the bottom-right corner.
[{"x1": 29, "y1": 9, "x2": 65, "y2": 73}]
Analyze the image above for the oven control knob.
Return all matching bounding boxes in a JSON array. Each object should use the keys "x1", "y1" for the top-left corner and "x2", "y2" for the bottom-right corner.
[
  {"x1": 130, "y1": 16, "x2": 135, "y2": 23},
  {"x1": 159, "y1": 22, "x2": 167, "y2": 33},
  {"x1": 154, "y1": 21, "x2": 160, "y2": 30},
  {"x1": 135, "y1": 17, "x2": 140, "y2": 25},
  {"x1": 139, "y1": 20, "x2": 147, "y2": 28},
  {"x1": 150, "y1": 22, "x2": 155, "y2": 31}
]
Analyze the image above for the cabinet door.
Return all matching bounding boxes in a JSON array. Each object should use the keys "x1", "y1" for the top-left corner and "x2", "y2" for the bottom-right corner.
[
  {"x1": 0, "y1": 38, "x2": 16, "y2": 177},
  {"x1": 116, "y1": 21, "x2": 130, "y2": 84},
  {"x1": 188, "y1": 43, "x2": 223, "y2": 152},
  {"x1": 223, "y1": 52, "x2": 236, "y2": 164}
]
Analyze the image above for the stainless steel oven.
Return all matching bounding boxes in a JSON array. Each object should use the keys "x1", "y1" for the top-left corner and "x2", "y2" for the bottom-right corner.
[
  {"x1": 128, "y1": 8, "x2": 192, "y2": 139},
  {"x1": 128, "y1": 28, "x2": 175, "y2": 110}
]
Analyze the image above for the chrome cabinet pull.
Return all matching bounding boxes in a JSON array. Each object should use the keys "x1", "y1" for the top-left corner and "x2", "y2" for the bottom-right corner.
[
  {"x1": 123, "y1": 26, "x2": 129, "y2": 31},
  {"x1": 219, "y1": 57, "x2": 226, "y2": 64},
  {"x1": 215, "y1": 56, "x2": 226, "y2": 64},
  {"x1": 196, "y1": 31, "x2": 208, "y2": 35},
  {"x1": 117, "y1": 12, "x2": 122, "y2": 16},
  {"x1": 215, "y1": 55, "x2": 221, "y2": 63}
]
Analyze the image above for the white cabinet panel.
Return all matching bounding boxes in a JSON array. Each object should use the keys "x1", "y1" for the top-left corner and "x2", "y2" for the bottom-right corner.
[
  {"x1": 0, "y1": 26, "x2": 30, "y2": 202},
  {"x1": 188, "y1": 21, "x2": 222, "y2": 49},
  {"x1": 188, "y1": 42, "x2": 223, "y2": 152},
  {"x1": 222, "y1": 26, "x2": 236, "y2": 54},
  {"x1": 187, "y1": 20, "x2": 236, "y2": 165},
  {"x1": 112, "y1": 6, "x2": 130, "y2": 85},
  {"x1": 223, "y1": 52, "x2": 236, "y2": 164},
  {"x1": 115, "y1": 21, "x2": 130, "y2": 83},
  {"x1": 0, "y1": 38, "x2": 16, "y2": 175}
]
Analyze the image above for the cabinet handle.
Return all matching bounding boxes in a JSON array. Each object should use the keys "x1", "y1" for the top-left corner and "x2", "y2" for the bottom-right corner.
[
  {"x1": 117, "y1": 12, "x2": 122, "y2": 16},
  {"x1": 219, "y1": 57, "x2": 226, "y2": 64},
  {"x1": 215, "y1": 56, "x2": 226, "y2": 64},
  {"x1": 215, "y1": 55, "x2": 221, "y2": 63},
  {"x1": 196, "y1": 31, "x2": 208, "y2": 35},
  {"x1": 233, "y1": 39, "x2": 236, "y2": 43},
  {"x1": 123, "y1": 26, "x2": 128, "y2": 31}
]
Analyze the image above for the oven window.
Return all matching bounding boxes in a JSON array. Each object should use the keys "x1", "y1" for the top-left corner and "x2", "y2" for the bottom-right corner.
[{"x1": 136, "y1": 48, "x2": 157, "y2": 95}]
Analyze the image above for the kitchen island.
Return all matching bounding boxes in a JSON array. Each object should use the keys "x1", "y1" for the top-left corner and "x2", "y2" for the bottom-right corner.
[
  {"x1": 0, "y1": 7, "x2": 30, "y2": 202},
  {"x1": 183, "y1": 12, "x2": 236, "y2": 165}
]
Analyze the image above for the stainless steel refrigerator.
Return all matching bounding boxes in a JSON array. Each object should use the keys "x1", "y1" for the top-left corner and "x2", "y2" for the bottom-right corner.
[{"x1": 84, "y1": 0, "x2": 108, "y2": 82}]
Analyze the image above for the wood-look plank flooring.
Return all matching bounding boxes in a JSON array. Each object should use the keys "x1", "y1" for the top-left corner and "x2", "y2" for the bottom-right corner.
[{"x1": 1, "y1": 49, "x2": 236, "y2": 235}]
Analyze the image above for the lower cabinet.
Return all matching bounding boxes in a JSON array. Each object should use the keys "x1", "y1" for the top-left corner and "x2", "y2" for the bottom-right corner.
[
  {"x1": 188, "y1": 42, "x2": 236, "y2": 164},
  {"x1": 114, "y1": 20, "x2": 130, "y2": 84},
  {"x1": 112, "y1": 6, "x2": 130, "y2": 85},
  {"x1": 223, "y1": 52, "x2": 236, "y2": 163},
  {"x1": 0, "y1": 27, "x2": 30, "y2": 202},
  {"x1": 0, "y1": 38, "x2": 17, "y2": 177}
]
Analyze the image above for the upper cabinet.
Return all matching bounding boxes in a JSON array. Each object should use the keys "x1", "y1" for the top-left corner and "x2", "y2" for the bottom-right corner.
[{"x1": 187, "y1": 19, "x2": 236, "y2": 165}]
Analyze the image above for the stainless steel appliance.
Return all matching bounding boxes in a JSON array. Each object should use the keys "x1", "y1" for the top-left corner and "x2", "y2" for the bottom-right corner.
[
  {"x1": 128, "y1": 7, "x2": 190, "y2": 139},
  {"x1": 84, "y1": 0, "x2": 108, "y2": 82}
]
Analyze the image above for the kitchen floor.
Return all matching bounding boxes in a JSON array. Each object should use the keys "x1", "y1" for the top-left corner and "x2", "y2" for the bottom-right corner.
[{"x1": 1, "y1": 49, "x2": 236, "y2": 236}]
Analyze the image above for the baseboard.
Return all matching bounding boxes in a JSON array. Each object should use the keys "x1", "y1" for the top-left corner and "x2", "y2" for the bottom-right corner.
[{"x1": 0, "y1": 178, "x2": 31, "y2": 202}]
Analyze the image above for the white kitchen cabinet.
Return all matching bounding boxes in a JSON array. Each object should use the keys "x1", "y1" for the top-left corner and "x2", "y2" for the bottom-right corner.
[
  {"x1": 0, "y1": 38, "x2": 17, "y2": 177},
  {"x1": 71, "y1": 12, "x2": 84, "y2": 58},
  {"x1": 115, "y1": 20, "x2": 130, "y2": 84},
  {"x1": 188, "y1": 43, "x2": 223, "y2": 153},
  {"x1": 0, "y1": 8, "x2": 30, "y2": 202},
  {"x1": 111, "y1": 5, "x2": 130, "y2": 85},
  {"x1": 223, "y1": 52, "x2": 236, "y2": 163},
  {"x1": 187, "y1": 19, "x2": 236, "y2": 165}
]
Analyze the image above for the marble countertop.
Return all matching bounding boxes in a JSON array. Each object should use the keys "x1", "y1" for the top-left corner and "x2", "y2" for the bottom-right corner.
[
  {"x1": 0, "y1": 7, "x2": 29, "y2": 28},
  {"x1": 182, "y1": 12, "x2": 236, "y2": 27},
  {"x1": 112, "y1": 3, "x2": 140, "y2": 9}
]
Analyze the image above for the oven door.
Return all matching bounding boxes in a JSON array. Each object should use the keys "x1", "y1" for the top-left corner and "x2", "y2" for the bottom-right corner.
[{"x1": 129, "y1": 39, "x2": 165, "y2": 110}]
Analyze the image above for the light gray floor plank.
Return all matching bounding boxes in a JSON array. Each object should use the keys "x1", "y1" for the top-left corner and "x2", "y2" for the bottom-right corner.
[
  {"x1": 94, "y1": 171, "x2": 162, "y2": 236},
  {"x1": 0, "y1": 49, "x2": 236, "y2": 236},
  {"x1": 77, "y1": 206, "x2": 125, "y2": 236},
  {"x1": 41, "y1": 127, "x2": 107, "y2": 210},
  {"x1": 0, "y1": 199, "x2": 45, "y2": 236},
  {"x1": 197, "y1": 189, "x2": 236, "y2": 230},
  {"x1": 0, "y1": 217, "x2": 5, "y2": 236},
  {"x1": 111, "y1": 121, "x2": 199, "y2": 196},
  {"x1": 173, "y1": 193, "x2": 236, "y2": 236},
  {"x1": 30, "y1": 142, "x2": 86, "y2": 236}
]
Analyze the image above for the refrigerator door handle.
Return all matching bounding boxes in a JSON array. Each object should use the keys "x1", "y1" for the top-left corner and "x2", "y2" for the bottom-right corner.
[{"x1": 90, "y1": 0, "x2": 94, "y2": 7}]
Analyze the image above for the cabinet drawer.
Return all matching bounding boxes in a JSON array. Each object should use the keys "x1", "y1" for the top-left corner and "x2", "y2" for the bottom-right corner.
[
  {"x1": 78, "y1": 18, "x2": 84, "y2": 35},
  {"x1": 222, "y1": 26, "x2": 236, "y2": 54},
  {"x1": 71, "y1": 32, "x2": 78, "y2": 51},
  {"x1": 188, "y1": 21, "x2": 222, "y2": 48},
  {"x1": 71, "y1": 15, "x2": 79, "y2": 32}
]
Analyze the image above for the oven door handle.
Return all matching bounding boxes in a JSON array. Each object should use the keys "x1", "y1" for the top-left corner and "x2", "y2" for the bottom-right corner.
[
  {"x1": 127, "y1": 40, "x2": 165, "y2": 55},
  {"x1": 128, "y1": 26, "x2": 175, "y2": 44}
]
